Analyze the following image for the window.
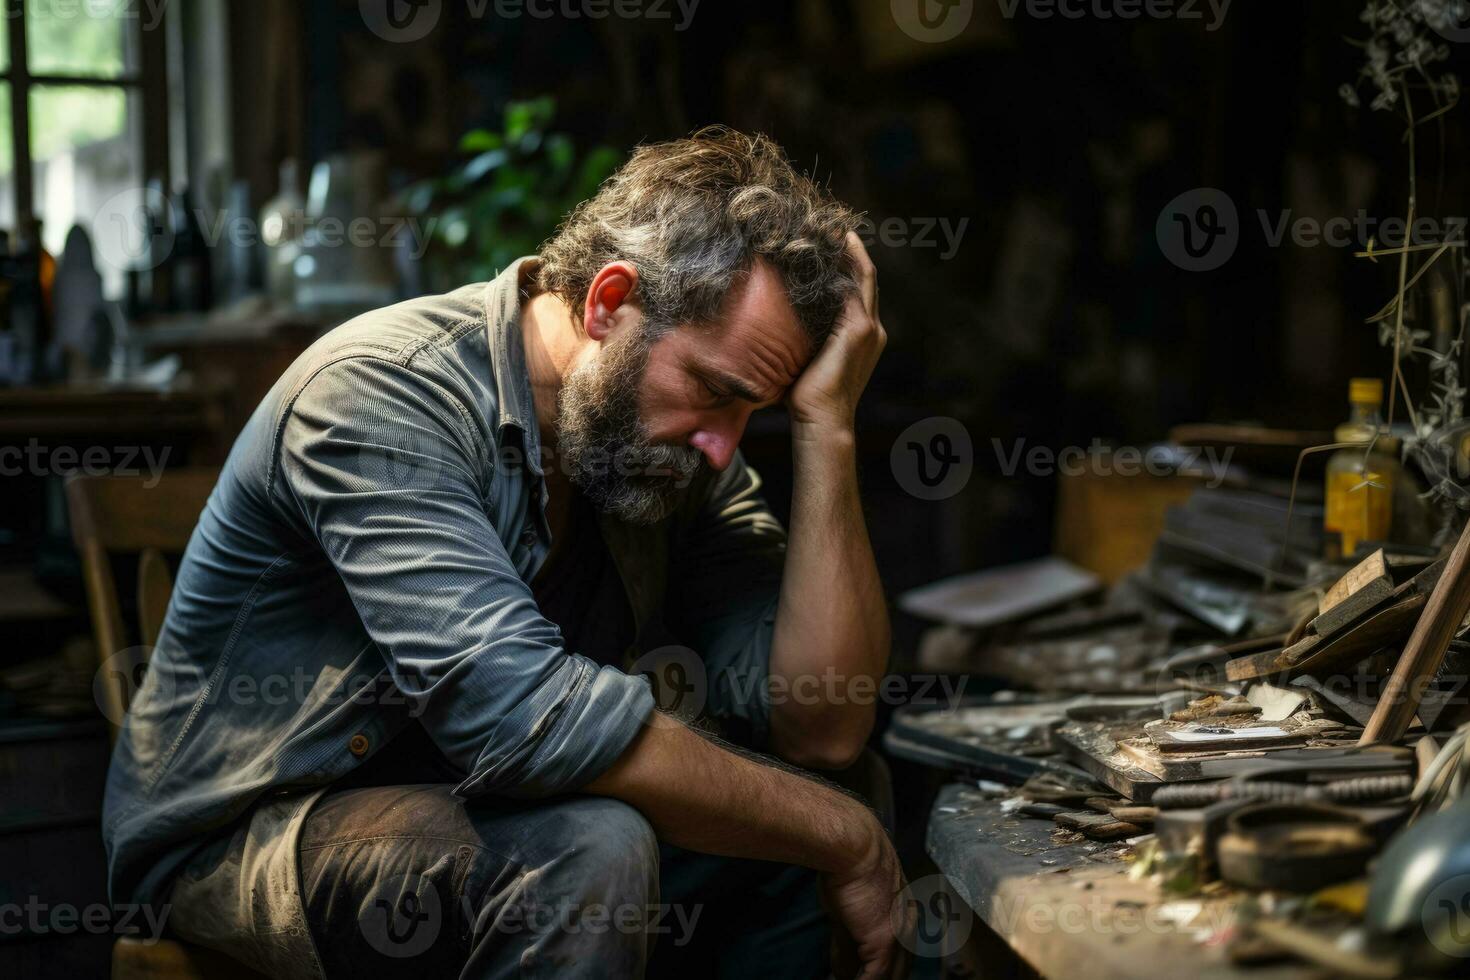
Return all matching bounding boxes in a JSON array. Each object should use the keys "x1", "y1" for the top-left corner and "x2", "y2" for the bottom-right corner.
[{"x1": 1, "y1": 0, "x2": 166, "y2": 297}]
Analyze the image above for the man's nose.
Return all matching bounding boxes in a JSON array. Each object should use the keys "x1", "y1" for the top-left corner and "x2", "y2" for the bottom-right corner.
[{"x1": 689, "y1": 417, "x2": 747, "y2": 471}]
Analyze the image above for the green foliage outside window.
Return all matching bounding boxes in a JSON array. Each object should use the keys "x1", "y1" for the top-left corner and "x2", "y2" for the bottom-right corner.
[{"x1": 398, "y1": 96, "x2": 622, "y2": 291}]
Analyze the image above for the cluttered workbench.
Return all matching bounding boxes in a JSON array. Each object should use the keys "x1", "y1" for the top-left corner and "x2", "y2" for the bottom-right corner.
[
  {"x1": 925, "y1": 784, "x2": 1310, "y2": 980},
  {"x1": 890, "y1": 419, "x2": 1470, "y2": 978}
]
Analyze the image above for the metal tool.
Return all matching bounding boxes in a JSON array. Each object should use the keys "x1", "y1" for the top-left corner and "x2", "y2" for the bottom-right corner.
[
  {"x1": 1217, "y1": 803, "x2": 1378, "y2": 892},
  {"x1": 1152, "y1": 774, "x2": 1412, "y2": 808}
]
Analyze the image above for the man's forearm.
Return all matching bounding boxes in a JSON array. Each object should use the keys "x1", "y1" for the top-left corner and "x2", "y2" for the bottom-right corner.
[
  {"x1": 585, "y1": 718, "x2": 879, "y2": 873},
  {"x1": 767, "y1": 425, "x2": 891, "y2": 769}
]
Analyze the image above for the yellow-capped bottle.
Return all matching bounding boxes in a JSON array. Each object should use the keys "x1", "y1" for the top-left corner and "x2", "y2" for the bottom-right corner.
[{"x1": 1324, "y1": 378, "x2": 1400, "y2": 559}]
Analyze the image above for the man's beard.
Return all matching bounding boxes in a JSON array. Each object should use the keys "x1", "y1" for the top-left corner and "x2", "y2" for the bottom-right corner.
[{"x1": 555, "y1": 325, "x2": 707, "y2": 525}]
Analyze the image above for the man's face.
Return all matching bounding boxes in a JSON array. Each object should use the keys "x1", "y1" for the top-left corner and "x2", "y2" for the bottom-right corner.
[{"x1": 556, "y1": 260, "x2": 811, "y2": 524}]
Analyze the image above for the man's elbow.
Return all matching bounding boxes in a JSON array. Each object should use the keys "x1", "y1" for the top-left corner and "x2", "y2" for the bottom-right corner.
[{"x1": 774, "y1": 708, "x2": 875, "y2": 772}]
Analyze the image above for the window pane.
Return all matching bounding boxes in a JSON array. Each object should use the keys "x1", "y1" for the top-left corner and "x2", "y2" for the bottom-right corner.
[
  {"x1": 0, "y1": 83, "x2": 14, "y2": 234},
  {"x1": 32, "y1": 85, "x2": 142, "y2": 298},
  {"x1": 0, "y1": 9, "x2": 9, "y2": 74},
  {"x1": 26, "y1": 0, "x2": 139, "y2": 78}
]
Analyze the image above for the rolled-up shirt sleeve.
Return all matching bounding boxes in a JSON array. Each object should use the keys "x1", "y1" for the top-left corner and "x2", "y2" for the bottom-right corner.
[
  {"x1": 668, "y1": 452, "x2": 787, "y2": 747},
  {"x1": 275, "y1": 355, "x2": 654, "y2": 798}
]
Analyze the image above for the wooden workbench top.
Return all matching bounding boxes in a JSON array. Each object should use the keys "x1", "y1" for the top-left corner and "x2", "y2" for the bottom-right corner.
[{"x1": 925, "y1": 783, "x2": 1316, "y2": 979}]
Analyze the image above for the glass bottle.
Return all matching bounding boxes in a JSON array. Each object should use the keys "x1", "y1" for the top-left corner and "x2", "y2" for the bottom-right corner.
[
  {"x1": 170, "y1": 184, "x2": 213, "y2": 313},
  {"x1": 1324, "y1": 377, "x2": 1400, "y2": 559},
  {"x1": 260, "y1": 159, "x2": 305, "y2": 306}
]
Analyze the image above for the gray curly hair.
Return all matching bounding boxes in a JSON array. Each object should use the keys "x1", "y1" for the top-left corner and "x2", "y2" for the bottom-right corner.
[{"x1": 536, "y1": 127, "x2": 861, "y2": 345}]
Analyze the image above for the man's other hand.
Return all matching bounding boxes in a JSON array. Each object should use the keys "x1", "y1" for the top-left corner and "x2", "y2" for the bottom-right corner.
[
  {"x1": 788, "y1": 232, "x2": 887, "y2": 436},
  {"x1": 821, "y1": 814, "x2": 912, "y2": 979}
]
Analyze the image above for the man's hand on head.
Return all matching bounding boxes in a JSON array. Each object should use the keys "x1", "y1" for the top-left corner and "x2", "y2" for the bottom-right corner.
[{"x1": 787, "y1": 233, "x2": 887, "y2": 440}]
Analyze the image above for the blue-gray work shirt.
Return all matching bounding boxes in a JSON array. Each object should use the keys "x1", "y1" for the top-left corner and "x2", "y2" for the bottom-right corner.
[{"x1": 101, "y1": 258, "x2": 788, "y2": 972}]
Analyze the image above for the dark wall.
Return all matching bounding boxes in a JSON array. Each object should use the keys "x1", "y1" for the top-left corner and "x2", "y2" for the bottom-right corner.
[{"x1": 245, "y1": 0, "x2": 1470, "y2": 585}]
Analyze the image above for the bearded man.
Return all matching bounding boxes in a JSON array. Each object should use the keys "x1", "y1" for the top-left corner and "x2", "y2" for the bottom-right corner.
[{"x1": 102, "y1": 128, "x2": 907, "y2": 979}]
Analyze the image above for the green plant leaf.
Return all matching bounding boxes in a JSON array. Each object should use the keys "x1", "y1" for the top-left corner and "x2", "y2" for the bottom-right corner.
[
  {"x1": 545, "y1": 133, "x2": 574, "y2": 177},
  {"x1": 504, "y1": 96, "x2": 555, "y2": 143},
  {"x1": 459, "y1": 129, "x2": 503, "y2": 153},
  {"x1": 414, "y1": 96, "x2": 624, "y2": 288}
]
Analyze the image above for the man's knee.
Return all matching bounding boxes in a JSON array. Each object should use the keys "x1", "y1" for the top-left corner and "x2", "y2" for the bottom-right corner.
[
  {"x1": 548, "y1": 797, "x2": 658, "y2": 905},
  {"x1": 470, "y1": 796, "x2": 659, "y2": 918}
]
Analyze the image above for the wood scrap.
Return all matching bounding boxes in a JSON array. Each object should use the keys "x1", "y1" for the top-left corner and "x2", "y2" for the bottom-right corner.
[
  {"x1": 1108, "y1": 804, "x2": 1158, "y2": 825},
  {"x1": 1162, "y1": 633, "x2": 1286, "y2": 692},
  {"x1": 1362, "y1": 518, "x2": 1470, "y2": 744},
  {"x1": 1018, "y1": 770, "x2": 1103, "y2": 805},
  {"x1": 1058, "y1": 718, "x2": 1412, "y2": 797},
  {"x1": 1226, "y1": 592, "x2": 1426, "y2": 682},
  {"x1": 1168, "y1": 693, "x2": 1260, "y2": 722},
  {"x1": 1052, "y1": 810, "x2": 1143, "y2": 840},
  {"x1": 1313, "y1": 548, "x2": 1394, "y2": 638}
]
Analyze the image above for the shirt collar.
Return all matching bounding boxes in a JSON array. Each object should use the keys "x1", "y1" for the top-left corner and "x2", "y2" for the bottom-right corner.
[{"x1": 484, "y1": 256, "x2": 545, "y2": 475}]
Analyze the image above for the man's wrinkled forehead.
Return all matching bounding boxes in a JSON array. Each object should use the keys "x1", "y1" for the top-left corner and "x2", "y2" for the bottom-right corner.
[{"x1": 700, "y1": 260, "x2": 813, "y2": 389}]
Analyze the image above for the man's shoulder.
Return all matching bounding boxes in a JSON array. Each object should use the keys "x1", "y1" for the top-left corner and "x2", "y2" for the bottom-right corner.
[
  {"x1": 311, "y1": 282, "x2": 494, "y2": 367},
  {"x1": 273, "y1": 283, "x2": 501, "y2": 421},
  {"x1": 249, "y1": 283, "x2": 506, "y2": 495}
]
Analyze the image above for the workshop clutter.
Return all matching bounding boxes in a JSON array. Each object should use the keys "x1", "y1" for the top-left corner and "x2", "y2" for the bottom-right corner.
[{"x1": 892, "y1": 443, "x2": 1470, "y2": 976}]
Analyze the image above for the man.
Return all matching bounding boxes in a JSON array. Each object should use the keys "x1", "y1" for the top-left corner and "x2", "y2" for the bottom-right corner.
[{"x1": 103, "y1": 127, "x2": 908, "y2": 978}]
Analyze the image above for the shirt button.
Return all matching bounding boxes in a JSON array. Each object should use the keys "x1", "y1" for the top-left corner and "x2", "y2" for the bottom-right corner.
[{"x1": 349, "y1": 734, "x2": 371, "y2": 757}]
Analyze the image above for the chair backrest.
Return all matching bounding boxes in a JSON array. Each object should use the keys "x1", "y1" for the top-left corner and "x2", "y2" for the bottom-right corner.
[{"x1": 65, "y1": 468, "x2": 219, "y2": 739}]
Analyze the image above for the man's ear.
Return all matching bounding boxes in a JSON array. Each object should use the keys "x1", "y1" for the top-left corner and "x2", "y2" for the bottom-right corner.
[{"x1": 584, "y1": 262, "x2": 639, "y2": 342}]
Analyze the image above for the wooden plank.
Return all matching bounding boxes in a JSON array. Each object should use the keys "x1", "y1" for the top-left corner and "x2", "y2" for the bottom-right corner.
[
  {"x1": 1362, "y1": 518, "x2": 1470, "y2": 743},
  {"x1": 1226, "y1": 593, "x2": 1425, "y2": 682},
  {"x1": 1313, "y1": 549, "x2": 1393, "y2": 637},
  {"x1": 1053, "y1": 810, "x2": 1143, "y2": 840},
  {"x1": 926, "y1": 785, "x2": 1314, "y2": 980}
]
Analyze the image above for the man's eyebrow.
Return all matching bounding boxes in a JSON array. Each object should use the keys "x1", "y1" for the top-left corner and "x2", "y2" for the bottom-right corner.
[{"x1": 705, "y1": 369, "x2": 767, "y2": 403}]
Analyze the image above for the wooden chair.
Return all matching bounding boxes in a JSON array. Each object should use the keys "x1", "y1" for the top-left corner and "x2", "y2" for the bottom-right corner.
[{"x1": 66, "y1": 468, "x2": 266, "y2": 980}]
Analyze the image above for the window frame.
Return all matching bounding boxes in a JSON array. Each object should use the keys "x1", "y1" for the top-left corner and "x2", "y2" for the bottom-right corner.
[{"x1": 1, "y1": 0, "x2": 169, "y2": 225}]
